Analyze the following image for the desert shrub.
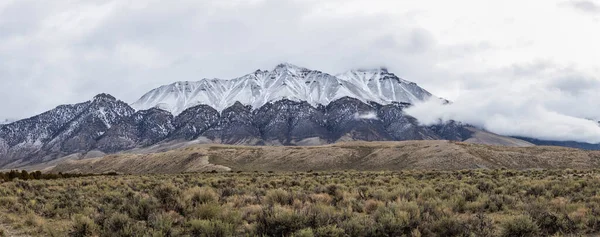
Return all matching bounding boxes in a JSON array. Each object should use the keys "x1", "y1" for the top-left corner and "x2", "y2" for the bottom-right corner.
[
  {"x1": 461, "y1": 186, "x2": 481, "y2": 202},
  {"x1": 184, "y1": 187, "x2": 218, "y2": 208},
  {"x1": 187, "y1": 219, "x2": 235, "y2": 237},
  {"x1": 427, "y1": 217, "x2": 469, "y2": 237},
  {"x1": 500, "y1": 215, "x2": 540, "y2": 237},
  {"x1": 363, "y1": 199, "x2": 382, "y2": 214},
  {"x1": 314, "y1": 225, "x2": 345, "y2": 237},
  {"x1": 101, "y1": 212, "x2": 143, "y2": 237},
  {"x1": 373, "y1": 207, "x2": 411, "y2": 236},
  {"x1": 148, "y1": 212, "x2": 181, "y2": 236},
  {"x1": 0, "y1": 197, "x2": 17, "y2": 209},
  {"x1": 476, "y1": 180, "x2": 496, "y2": 193},
  {"x1": 293, "y1": 228, "x2": 315, "y2": 237},
  {"x1": 465, "y1": 213, "x2": 494, "y2": 236},
  {"x1": 153, "y1": 184, "x2": 182, "y2": 212},
  {"x1": 128, "y1": 196, "x2": 159, "y2": 221},
  {"x1": 217, "y1": 208, "x2": 243, "y2": 226},
  {"x1": 449, "y1": 195, "x2": 467, "y2": 213},
  {"x1": 309, "y1": 193, "x2": 333, "y2": 205},
  {"x1": 265, "y1": 189, "x2": 293, "y2": 206},
  {"x1": 24, "y1": 212, "x2": 45, "y2": 229},
  {"x1": 3, "y1": 170, "x2": 600, "y2": 236},
  {"x1": 70, "y1": 214, "x2": 98, "y2": 237},
  {"x1": 419, "y1": 187, "x2": 437, "y2": 200},
  {"x1": 256, "y1": 205, "x2": 309, "y2": 236},
  {"x1": 339, "y1": 214, "x2": 375, "y2": 237},
  {"x1": 526, "y1": 183, "x2": 546, "y2": 197},
  {"x1": 190, "y1": 203, "x2": 222, "y2": 220},
  {"x1": 528, "y1": 209, "x2": 560, "y2": 235},
  {"x1": 304, "y1": 204, "x2": 345, "y2": 228},
  {"x1": 483, "y1": 194, "x2": 507, "y2": 212},
  {"x1": 241, "y1": 205, "x2": 263, "y2": 223}
]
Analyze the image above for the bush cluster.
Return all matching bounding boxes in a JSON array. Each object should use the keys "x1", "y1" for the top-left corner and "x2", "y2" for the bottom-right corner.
[
  {"x1": 0, "y1": 169, "x2": 599, "y2": 236},
  {"x1": 0, "y1": 170, "x2": 112, "y2": 182}
]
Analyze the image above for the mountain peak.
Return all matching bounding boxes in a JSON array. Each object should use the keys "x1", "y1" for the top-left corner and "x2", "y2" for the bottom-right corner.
[
  {"x1": 352, "y1": 67, "x2": 389, "y2": 74},
  {"x1": 275, "y1": 62, "x2": 301, "y2": 68},
  {"x1": 93, "y1": 93, "x2": 117, "y2": 102},
  {"x1": 273, "y1": 63, "x2": 309, "y2": 73}
]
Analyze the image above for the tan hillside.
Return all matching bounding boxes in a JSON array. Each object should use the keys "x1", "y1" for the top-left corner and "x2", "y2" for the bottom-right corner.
[{"x1": 49, "y1": 140, "x2": 600, "y2": 174}]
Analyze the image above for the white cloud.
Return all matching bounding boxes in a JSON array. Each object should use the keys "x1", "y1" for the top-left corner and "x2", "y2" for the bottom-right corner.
[
  {"x1": 562, "y1": 0, "x2": 600, "y2": 13},
  {"x1": 405, "y1": 68, "x2": 600, "y2": 143},
  {"x1": 354, "y1": 112, "x2": 378, "y2": 120}
]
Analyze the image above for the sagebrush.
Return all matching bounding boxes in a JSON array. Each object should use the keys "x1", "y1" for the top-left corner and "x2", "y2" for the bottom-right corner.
[{"x1": 1, "y1": 169, "x2": 600, "y2": 236}]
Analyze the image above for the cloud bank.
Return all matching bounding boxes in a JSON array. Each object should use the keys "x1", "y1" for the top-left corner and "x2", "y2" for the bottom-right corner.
[
  {"x1": 406, "y1": 63, "x2": 600, "y2": 143},
  {"x1": 0, "y1": 0, "x2": 599, "y2": 143}
]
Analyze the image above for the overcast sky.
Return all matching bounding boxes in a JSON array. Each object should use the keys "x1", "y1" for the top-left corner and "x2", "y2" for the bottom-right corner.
[{"x1": 1, "y1": 0, "x2": 599, "y2": 142}]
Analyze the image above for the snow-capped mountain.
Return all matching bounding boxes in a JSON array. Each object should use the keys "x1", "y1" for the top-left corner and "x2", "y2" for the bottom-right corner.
[
  {"x1": 0, "y1": 63, "x2": 541, "y2": 169},
  {"x1": 0, "y1": 93, "x2": 481, "y2": 168},
  {"x1": 0, "y1": 94, "x2": 133, "y2": 167},
  {"x1": 132, "y1": 63, "x2": 434, "y2": 115}
]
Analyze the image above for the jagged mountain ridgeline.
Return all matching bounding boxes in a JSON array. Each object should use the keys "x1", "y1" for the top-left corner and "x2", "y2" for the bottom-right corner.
[
  {"x1": 132, "y1": 63, "x2": 435, "y2": 115},
  {"x1": 1, "y1": 63, "x2": 585, "y2": 169}
]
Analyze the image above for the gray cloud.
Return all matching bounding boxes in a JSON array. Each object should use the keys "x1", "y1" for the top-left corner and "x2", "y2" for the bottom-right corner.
[
  {"x1": 0, "y1": 0, "x2": 445, "y2": 120},
  {"x1": 1, "y1": 0, "x2": 599, "y2": 144},
  {"x1": 564, "y1": 0, "x2": 600, "y2": 13}
]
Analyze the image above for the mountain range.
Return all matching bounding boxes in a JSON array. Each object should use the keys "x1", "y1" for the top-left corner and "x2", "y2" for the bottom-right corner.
[{"x1": 0, "y1": 63, "x2": 597, "y2": 169}]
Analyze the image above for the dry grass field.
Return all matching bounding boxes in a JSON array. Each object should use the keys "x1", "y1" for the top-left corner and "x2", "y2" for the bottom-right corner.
[
  {"x1": 2, "y1": 169, "x2": 600, "y2": 236},
  {"x1": 51, "y1": 141, "x2": 600, "y2": 174}
]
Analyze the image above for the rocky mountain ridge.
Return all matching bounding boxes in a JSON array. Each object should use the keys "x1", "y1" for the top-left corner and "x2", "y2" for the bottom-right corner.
[{"x1": 0, "y1": 93, "x2": 481, "y2": 169}]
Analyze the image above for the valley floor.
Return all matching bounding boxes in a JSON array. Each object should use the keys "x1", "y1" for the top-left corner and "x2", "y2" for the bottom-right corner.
[
  {"x1": 48, "y1": 140, "x2": 600, "y2": 174},
  {"x1": 1, "y1": 169, "x2": 600, "y2": 236}
]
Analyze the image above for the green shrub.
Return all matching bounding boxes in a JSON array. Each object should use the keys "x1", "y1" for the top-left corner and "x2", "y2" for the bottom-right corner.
[
  {"x1": 0, "y1": 197, "x2": 17, "y2": 209},
  {"x1": 102, "y1": 212, "x2": 143, "y2": 237},
  {"x1": 191, "y1": 203, "x2": 222, "y2": 220},
  {"x1": 128, "y1": 196, "x2": 159, "y2": 221},
  {"x1": 184, "y1": 187, "x2": 218, "y2": 208},
  {"x1": 466, "y1": 213, "x2": 494, "y2": 237},
  {"x1": 373, "y1": 208, "x2": 410, "y2": 236},
  {"x1": 70, "y1": 214, "x2": 98, "y2": 237},
  {"x1": 339, "y1": 214, "x2": 375, "y2": 236},
  {"x1": 265, "y1": 189, "x2": 293, "y2": 206},
  {"x1": 148, "y1": 212, "x2": 180, "y2": 236},
  {"x1": 187, "y1": 219, "x2": 235, "y2": 237},
  {"x1": 2, "y1": 169, "x2": 600, "y2": 236},
  {"x1": 314, "y1": 225, "x2": 345, "y2": 237},
  {"x1": 153, "y1": 184, "x2": 182, "y2": 211},
  {"x1": 500, "y1": 215, "x2": 540, "y2": 237},
  {"x1": 305, "y1": 204, "x2": 344, "y2": 228},
  {"x1": 256, "y1": 206, "x2": 309, "y2": 236},
  {"x1": 428, "y1": 217, "x2": 469, "y2": 237},
  {"x1": 24, "y1": 212, "x2": 45, "y2": 229},
  {"x1": 293, "y1": 228, "x2": 315, "y2": 237}
]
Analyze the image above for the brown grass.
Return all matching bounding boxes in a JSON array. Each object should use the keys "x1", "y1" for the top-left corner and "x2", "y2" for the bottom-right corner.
[
  {"x1": 51, "y1": 141, "x2": 600, "y2": 174},
  {"x1": 1, "y1": 169, "x2": 600, "y2": 236}
]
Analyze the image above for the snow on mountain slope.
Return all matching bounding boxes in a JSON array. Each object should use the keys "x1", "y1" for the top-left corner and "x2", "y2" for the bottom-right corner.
[
  {"x1": 132, "y1": 63, "x2": 434, "y2": 115},
  {"x1": 336, "y1": 68, "x2": 433, "y2": 104}
]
